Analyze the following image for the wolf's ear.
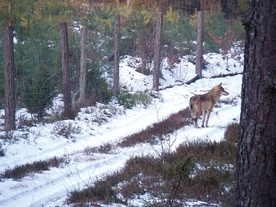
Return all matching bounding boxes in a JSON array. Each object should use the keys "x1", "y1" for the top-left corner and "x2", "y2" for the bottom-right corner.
[{"x1": 219, "y1": 83, "x2": 222, "y2": 86}]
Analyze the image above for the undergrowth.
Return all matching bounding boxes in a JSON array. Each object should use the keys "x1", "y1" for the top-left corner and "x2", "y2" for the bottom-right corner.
[
  {"x1": 68, "y1": 122, "x2": 239, "y2": 206},
  {"x1": 116, "y1": 91, "x2": 152, "y2": 109},
  {"x1": 118, "y1": 107, "x2": 191, "y2": 147},
  {"x1": 0, "y1": 156, "x2": 70, "y2": 181}
]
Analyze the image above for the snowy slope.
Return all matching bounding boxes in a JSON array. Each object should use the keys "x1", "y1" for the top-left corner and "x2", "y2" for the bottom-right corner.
[{"x1": 0, "y1": 52, "x2": 243, "y2": 207}]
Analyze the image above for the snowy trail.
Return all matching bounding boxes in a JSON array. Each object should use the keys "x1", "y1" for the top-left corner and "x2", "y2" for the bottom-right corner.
[
  {"x1": 0, "y1": 96, "x2": 188, "y2": 170},
  {"x1": 0, "y1": 75, "x2": 242, "y2": 207},
  {"x1": 0, "y1": 102, "x2": 240, "y2": 207},
  {"x1": 0, "y1": 147, "x2": 145, "y2": 207}
]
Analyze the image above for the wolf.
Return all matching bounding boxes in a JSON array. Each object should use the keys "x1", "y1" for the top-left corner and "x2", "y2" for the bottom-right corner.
[{"x1": 189, "y1": 83, "x2": 229, "y2": 128}]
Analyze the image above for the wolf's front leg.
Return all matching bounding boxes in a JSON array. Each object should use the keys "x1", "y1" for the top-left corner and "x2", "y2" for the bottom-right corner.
[
  {"x1": 193, "y1": 119, "x2": 199, "y2": 128},
  {"x1": 205, "y1": 110, "x2": 212, "y2": 127}
]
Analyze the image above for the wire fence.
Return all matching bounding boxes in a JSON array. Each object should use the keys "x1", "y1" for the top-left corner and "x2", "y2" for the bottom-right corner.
[{"x1": 0, "y1": 0, "x2": 245, "y2": 129}]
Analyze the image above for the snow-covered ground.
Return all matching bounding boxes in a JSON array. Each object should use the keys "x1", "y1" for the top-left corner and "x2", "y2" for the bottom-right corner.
[{"x1": 0, "y1": 51, "x2": 243, "y2": 207}]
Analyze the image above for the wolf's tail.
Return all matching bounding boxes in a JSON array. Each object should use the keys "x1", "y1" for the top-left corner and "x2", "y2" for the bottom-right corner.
[{"x1": 189, "y1": 97, "x2": 197, "y2": 120}]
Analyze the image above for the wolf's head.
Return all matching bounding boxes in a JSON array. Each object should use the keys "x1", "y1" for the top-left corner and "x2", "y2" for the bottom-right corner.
[{"x1": 217, "y1": 83, "x2": 229, "y2": 96}]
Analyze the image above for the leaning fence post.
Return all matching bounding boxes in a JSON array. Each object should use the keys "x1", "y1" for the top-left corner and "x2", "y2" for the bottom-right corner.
[
  {"x1": 60, "y1": 22, "x2": 72, "y2": 117},
  {"x1": 79, "y1": 27, "x2": 87, "y2": 104},
  {"x1": 113, "y1": 14, "x2": 120, "y2": 96}
]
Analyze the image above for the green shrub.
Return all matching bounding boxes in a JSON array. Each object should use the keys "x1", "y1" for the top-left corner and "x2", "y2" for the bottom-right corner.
[
  {"x1": 116, "y1": 91, "x2": 152, "y2": 109},
  {"x1": 203, "y1": 11, "x2": 244, "y2": 53},
  {"x1": 22, "y1": 64, "x2": 55, "y2": 118},
  {"x1": 85, "y1": 62, "x2": 113, "y2": 105}
]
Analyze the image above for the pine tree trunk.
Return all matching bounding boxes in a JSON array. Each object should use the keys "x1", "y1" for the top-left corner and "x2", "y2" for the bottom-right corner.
[
  {"x1": 237, "y1": 0, "x2": 276, "y2": 206},
  {"x1": 4, "y1": 25, "x2": 16, "y2": 130},
  {"x1": 60, "y1": 22, "x2": 72, "y2": 117},
  {"x1": 153, "y1": 12, "x2": 163, "y2": 91}
]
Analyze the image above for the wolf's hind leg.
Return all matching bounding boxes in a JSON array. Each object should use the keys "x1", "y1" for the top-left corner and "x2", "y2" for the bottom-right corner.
[{"x1": 202, "y1": 110, "x2": 207, "y2": 127}]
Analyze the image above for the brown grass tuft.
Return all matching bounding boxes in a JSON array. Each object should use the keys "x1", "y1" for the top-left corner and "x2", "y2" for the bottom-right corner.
[
  {"x1": 118, "y1": 107, "x2": 190, "y2": 147},
  {"x1": 224, "y1": 122, "x2": 239, "y2": 143}
]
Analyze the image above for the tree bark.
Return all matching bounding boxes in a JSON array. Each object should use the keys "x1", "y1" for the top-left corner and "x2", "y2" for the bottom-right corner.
[
  {"x1": 196, "y1": 10, "x2": 203, "y2": 78},
  {"x1": 113, "y1": 14, "x2": 120, "y2": 96},
  {"x1": 153, "y1": 12, "x2": 163, "y2": 91},
  {"x1": 79, "y1": 27, "x2": 87, "y2": 104},
  {"x1": 237, "y1": 0, "x2": 276, "y2": 206},
  {"x1": 4, "y1": 25, "x2": 16, "y2": 130},
  {"x1": 60, "y1": 22, "x2": 72, "y2": 117}
]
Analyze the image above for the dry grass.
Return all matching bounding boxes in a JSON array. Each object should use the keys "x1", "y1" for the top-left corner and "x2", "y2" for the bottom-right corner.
[
  {"x1": 118, "y1": 107, "x2": 190, "y2": 147},
  {"x1": 224, "y1": 122, "x2": 239, "y2": 143},
  {"x1": 68, "y1": 123, "x2": 240, "y2": 207},
  {"x1": 0, "y1": 156, "x2": 69, "y2": 181}
]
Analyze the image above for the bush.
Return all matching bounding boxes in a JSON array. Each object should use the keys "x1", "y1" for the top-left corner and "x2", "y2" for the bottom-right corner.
[
  {"x1": 0, "y1": 143, "x2": 5, "y2": 157},
  {"x1": 68, "y1": 136, "x2": 237, "y2": 206},
  {"x1": 116, "y1": 91, "x2": 152, "y2": 109},
  {"x1": 52, "y1": 121, "x2": 81, "y2": 140},
  {"x1": 203, "y1": 11, "x2": 244, "y2": 53},
  {"x1": 85, "y1": 62, "x2": 113, "y2": 105},
  {"x1": 0, "y1": 156, "x2": 69, "y2": 181},
  {"x1": 83, "y1": 143, "x2": 115, "y2": 155},
  {"x1": 22, "y1": 65, "x2": 55, "y2": 118},
  {"x1": 224, "y1": 122, "x2": 239, "y2": 143}
]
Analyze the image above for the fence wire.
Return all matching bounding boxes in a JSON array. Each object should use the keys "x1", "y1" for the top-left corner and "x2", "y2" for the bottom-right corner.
[{"x1": 0, "y1": 0, "x2": 245, "y2": 124}]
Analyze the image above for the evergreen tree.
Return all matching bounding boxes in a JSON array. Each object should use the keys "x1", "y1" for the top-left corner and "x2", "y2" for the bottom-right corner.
[{"x1": 22, "y1": 64, "x2": 54, "y2": 118}]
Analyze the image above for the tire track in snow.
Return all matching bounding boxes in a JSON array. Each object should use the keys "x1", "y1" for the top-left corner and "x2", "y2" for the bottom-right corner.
[
  {"x1": 0, "y1": 146, "x2": 153, "y2": 207},
  {"x1": 0, "y1": 101, "x2": 239, "y2": 207},
  {"x1": 0, "y1": 75, "x2": 242, "y2": 206},
  {"x1": 0, "y1": 96, "x2": 188, "y2": 170}
]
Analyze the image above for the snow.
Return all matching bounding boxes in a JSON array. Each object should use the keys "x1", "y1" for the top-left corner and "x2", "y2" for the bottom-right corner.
[{"x1": 0, "y1": 50, "x2": 243, "y2": 207}]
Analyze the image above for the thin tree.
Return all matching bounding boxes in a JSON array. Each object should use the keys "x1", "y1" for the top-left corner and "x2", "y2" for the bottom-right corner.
[
  {"x1": 195, "y1": 10, "x2": 203, "y2": 78},
  {"x1": 60, "y1": 22, "x2": 72, "y2": 117},
  {"x1": 153, "y1": 12, "x2": 163, "y2": 91},
  {"x1": 4, "y1": 25, "x2": 16, "y2": 130},
  {"x1": 113, "y1": 14, "x2": 120, "y2": 96},
  {"x1": 79, "y1": 27, "x2": 87, "y2": 104},
  {"x1": 237, "y1": 0, "x2": 276, "y2": 206}
]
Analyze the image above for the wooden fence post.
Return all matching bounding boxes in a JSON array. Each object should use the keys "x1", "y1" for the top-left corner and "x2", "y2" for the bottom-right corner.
[
  {"x1": 79, "y1": 27, "x2": 87, "y2": 104},
  {"x1": 196, "y1": 10, "x2": 204, "y2": 78},
  {"x1": 113, "y1": 14, "x2": 120, "y2": 96},
  {"x1": 153, "y1": 12, "x2": 163, "y2": 91},
  {"x1": 60, "y1": 22, "x2": 72, "y2": 117},
  {"x1": 4, "y1": 25, "x2": 16, "y2": 130}
]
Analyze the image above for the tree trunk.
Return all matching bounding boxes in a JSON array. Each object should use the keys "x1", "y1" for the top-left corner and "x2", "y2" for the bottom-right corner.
[
  {"x1": 60, "y1": 22, "x2": 72, "y2": 117},
  {"x1": 79, "y1": 27, "x2": 87, "y2": 104},
  {"x1": 153, "y1": 12, "x2": 163, "y2": 91},
  {"x1": 113, "y1": 14, "x2": 120, "y2": 96},
  {"x1": 4, "y1": 25, "x2": 16, "y2": 130},
  {"x1": 196, "y1": 10, "x2": 203, "y2": 78},
  {"x1": 237, "y1": 0, "x2": 276, "y2": 206}
]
